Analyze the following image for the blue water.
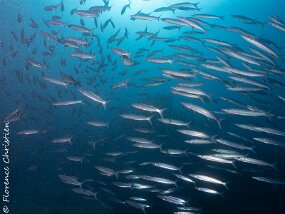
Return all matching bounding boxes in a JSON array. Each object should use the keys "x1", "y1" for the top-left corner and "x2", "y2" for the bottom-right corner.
[{"x1": 1, "y1": 0, "x2": 285, "y2": 213}]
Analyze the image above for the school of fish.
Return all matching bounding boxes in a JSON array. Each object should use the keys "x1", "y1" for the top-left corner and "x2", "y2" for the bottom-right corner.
[{"x1": 1, "y1": 0, "x2": 285, "y2": 213}]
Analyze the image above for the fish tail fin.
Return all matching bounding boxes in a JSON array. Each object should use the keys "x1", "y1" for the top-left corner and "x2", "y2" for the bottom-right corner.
[
  {"x1": 266, "y1": 111, "x2": 274, "y2": 121},
  {"x1": 79, "y1": 181, "x2": 85, "y2": 189},
  {"x1": 187, "y1": 152, "x2": 197, "y2": 157},
  {"x1": 93, "y1": 192, "x2": 98, "y2": 200},
  {"x1": 210, "y1": 136, "x2": 217, "y2": 143},
  {"x1": 158, "y1": 13, "x2": 163, "y2": 21},
  {"x1": 272, "y1": 163, "x2": 279, "y2": 171},
  {"x1": 174, "y1": 180, "x2": 179, "y2": 189},
  {"x1": 170, "y1": 61, "x2": 177, "y2": 69},
  {"x1": 217, "y1": 119, "x2": 222, "y2": 129},
  {"x1": 68, "y1": 136, "x2": 73, "y2": 145},
  {"x1": 224, "y1": 182, "x2": 230, "y2": 190},
  {"x1": 141, "y1": 207, "x2": 146, "y2": 214},
  {"x1": 200, "y1": 96, "x2": 205, "y2": 103},
  {"x1": 148, "y1": 116, "x2": 154, "y2": 125},
  {"x1": 144, "y1": 25, "x2": 148, "y2": 32},
  {"x1": 55, "y1": 2, "x2": 61, "y2": 9},
  {"x1": 249, "y1": 146, "x2": 256, "y2": 154},
  {"x1": 184, "y1": 148, "x2": 189, "y2": 157},
  {"x1": 158, "y1": 108, "x2": 167, "y2": 118},
  {"x1": 194, "y1": 2, "x2": 200, "y2": 8},
  {"x1": 159, "y1": 143, "x2": 165, "y2": 152},
  {"x1": 103, "y1": 100, "x2": 108, "y2": 110},
  {"x1": 178, "y1": 166, "x2": 183, "y2": 174},
  {"x1": 208, "y1": 93, "x2": 213, "y2": 102},
  {"x1": 232, "y1": 160, "x2": 237, "y2": 169},
  {"x1": 196, "y1": 7, "x2": 201, "y2": 11},
  {"x1": 186, "y1": 121, "x2": 191, "y2": 129}
]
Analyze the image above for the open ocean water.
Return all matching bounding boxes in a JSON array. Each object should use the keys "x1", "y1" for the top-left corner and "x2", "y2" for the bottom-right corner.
[{"x1": 1, "y1": 0, "x2": 285, "y2": 213}]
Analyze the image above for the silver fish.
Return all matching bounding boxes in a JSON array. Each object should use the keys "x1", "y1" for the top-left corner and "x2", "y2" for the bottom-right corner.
[
  {"x1": 120, "y1": 114, "x2": 153, "y2": 125},
  {"x1": 189, "y1": 174, "x2": 228, "y2": 189},
  {"x1": 195, "y1": 187, "x2": 223, "y2": 196},
  {"x1": 52, "y1": 100, "x2": 83, "y2": 106},
  {"x1": 181, "y1": 102, "x2": 221, "y2": 128},
  {"x1": 157, "y1": 195, "x2": 187, "y2": 206},
  {"x1": 132, "y1": 103, "x2": 166, "y2": 118},
  {"x1": 78, "y1": 88, "x2": 107, "y2": 109},
  {"x1": 43, "y1": 76, "x2": 68, "y2": 87}
]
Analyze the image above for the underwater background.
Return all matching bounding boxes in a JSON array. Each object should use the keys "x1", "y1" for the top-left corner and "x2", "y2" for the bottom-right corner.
[{"x1": 1, "y1": 0, "x2": 285, "y2": 213}]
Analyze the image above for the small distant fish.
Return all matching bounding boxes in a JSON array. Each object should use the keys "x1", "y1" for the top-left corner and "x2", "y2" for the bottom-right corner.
[
  {"x1": 52, "y1": 136, "x2": 73, "y2": 145},
  {"x1": 17, "y1": 14, "x2": 22, "y2": 23},
  {"x1": 112, "y1": 80, "x2": 128, "y2": 89},
  {"x1": 193, "y1": 14, "x2": 224, "y2": 20},
  {"x1": 178, "y1": 129, "x2": 212, "y2": 139},
  {"x1": 195, "y1": 187, "x2": 223, "y2": 196},
  {"x1": 158, "y1": 118, "x2": 190, "y2": 128},
  {"x1": 121, "y1": 1, "x2": 132, "y2": 15},
  {"x1": 95, "y1": 166, "x2": 117, "y2": 177},
  {"x1": 189, "y1": 174, "x2": 228, "y2": 189},
  {"x1": 139, "y1": 175, "x2": 177, "y2": 185},
  {"x1": 131, "y1": 103, "x2": 166, "y2": 118},
  {"x1": 120, "y1": 114, "x2": 153, "y2": 125},
  {"x1": 77, "y1": 88, "x2": 108, "y2": 109},
  {"x1": 27, "y1": 59, "x2": 45, "y2": 69},
  {"x1": 131, "y1": 11, "x2": 160, "y2": 21},
  {"x1": 67, "y1": 156, "x2": 83, "y2": 163},
  {"x1": 252, "y1": 177, "x2": 285, "y2": 185},
  {"x1": 126, "y1": 200, "x2": 150, "y2": 214},
  {"x1": 72, "y1": 188, "x2": 98, "y2": 199},
  {"x1": 58, "y1": 175, "x2": 86, "y2": 188},
  {"x1": 43, "y1": 3, "x2": 60, "y2": 12},
  {"x1": 236, "y1": 124, "x2": 285, "y2": 136},
  {"x1": 52, "y1": 100, "x2": 83, "y2": 106},
  {"x1": 4, "y1": 108, "x2": 21, "y2": 123},
  {"x1": 235, "y1": 157, "x2": 278, "y2": 170},
  {"x1": 69, "y1": 52, "x2": 96, "y2": 60},
  {"x1": 87, "y1": 120, "x2": 109, "y2": 127},
  {"x1": 253, "y1": 138, "x2": 285, "y2": 147},
  {"x1": 181, "y1": 102, "x2": 221, "y2": 128},
  {"x1": 17, "y1": 129, "x2": 47, "y2": 135},
  {"x1": 157, "y1": 195, "x2": 187, "y2": 206},
  {"x1": 43, "y1": 76, "x2": 68, "y2": 87}
]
